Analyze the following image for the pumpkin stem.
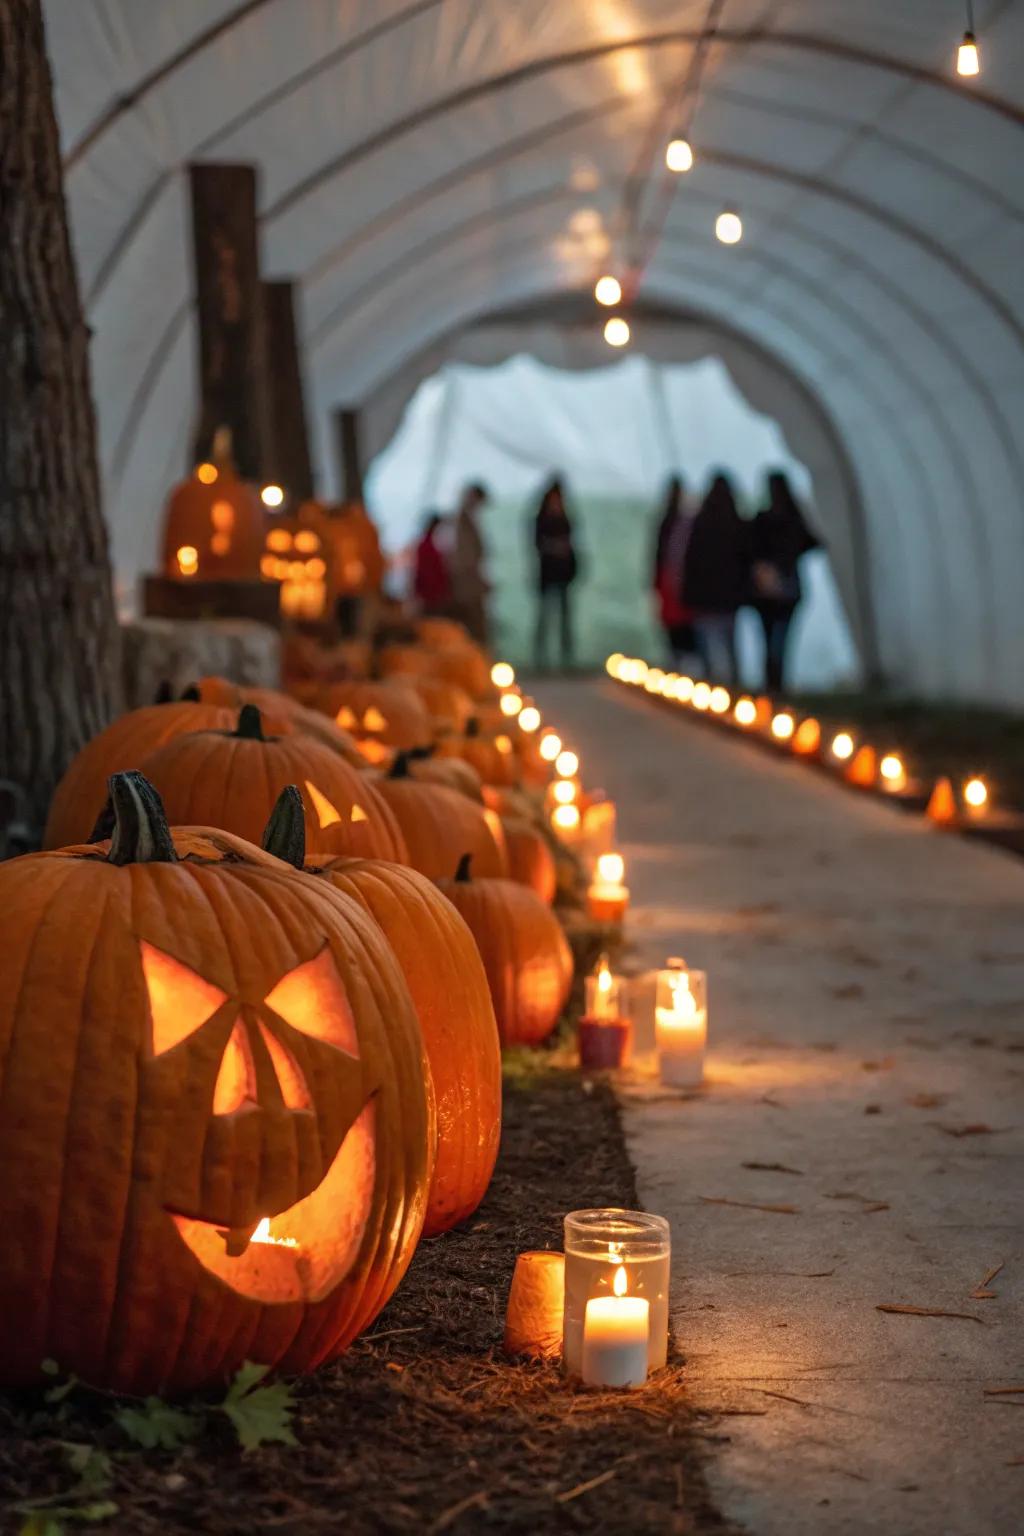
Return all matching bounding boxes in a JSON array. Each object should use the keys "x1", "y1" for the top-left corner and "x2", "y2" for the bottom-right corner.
[
  {"x1": 465, "y1": 717, "x2": 481, "y2": 739},
  {"x1": 454, "y1": 852, "x2": 473, "y2": 882},
  {"x1": 105, "y1": 772, "x2": 178, "y2": 865},
  {"x1": 407, "y1": 744, "x2": 436, "y2": 761},
  {"x1": 388, "y1": 751, "x2": 412, "y2": 780},
  {"x1": 180, "y1": 684, "x2": 201, "y2": 703},
  {"x1": 234, "y1": 703, "x2": 266, "y2": 740},
  {"x1": 153, "y1": 679, "x2": 173, "y2": 705},
  {"x1": 262, "y1": 785, "x2": 305, "y2": 868}
]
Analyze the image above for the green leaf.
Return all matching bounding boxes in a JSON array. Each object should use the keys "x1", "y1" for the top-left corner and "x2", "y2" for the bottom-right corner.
[
  {"x1": 19, "y1": 1518, "x2": 65, "y2": 1536},
  {"x1": 115, "y1": 1398, "x2": 200, "y2": 1451},
  {"x1": 220, "y1": 1361, "x2": 297, "y2": 1452}
]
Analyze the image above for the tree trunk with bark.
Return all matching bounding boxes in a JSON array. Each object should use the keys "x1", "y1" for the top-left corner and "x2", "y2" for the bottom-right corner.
[{"x1": 0, "y1": 0, "x2": 122, "y2": 835}]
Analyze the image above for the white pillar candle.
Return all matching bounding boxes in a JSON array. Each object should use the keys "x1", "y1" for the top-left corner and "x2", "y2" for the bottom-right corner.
[
  {"x1": 655, "y1": 963, "x2": 707, "y2": 1088},
  {"x1": 581, "y1": 1268, "x2": 650, "y2": 1389}
]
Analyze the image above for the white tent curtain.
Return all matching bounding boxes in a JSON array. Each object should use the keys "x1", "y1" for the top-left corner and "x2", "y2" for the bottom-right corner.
[{"x1": 42, "y1": 0, "x2": 1024, "y2": 701}]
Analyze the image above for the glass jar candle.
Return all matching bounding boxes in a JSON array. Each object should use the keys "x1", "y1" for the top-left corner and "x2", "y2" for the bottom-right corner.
[{"x1": 563, "y1": 1209, "x2": 670, "y2": 1378}]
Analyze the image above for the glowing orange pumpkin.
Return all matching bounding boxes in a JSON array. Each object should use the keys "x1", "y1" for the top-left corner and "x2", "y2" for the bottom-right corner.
[
  {"x1": 0, "y1": 772, "x2": 433, "y2": 1393},
  {"x1": 375, "y1": 755, "x2": 508, "y2": 881},
  {"x1": 162, "y1": 454, "x2": 265, "y2": 581},
  {"x1": 137, "y1": 706, "x2": 408, "y2": 861}
]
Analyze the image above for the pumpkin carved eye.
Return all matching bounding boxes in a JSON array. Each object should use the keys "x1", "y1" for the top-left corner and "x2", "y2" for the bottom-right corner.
[
  {"x1": 263, "y1": 947, "x2": 360, "y2": 1058},
  {"x1": 336, "y1": 706, "x2": 358, "y2": 730},
  {"x1": 304, "y1": 779, "x2": 342, "y2": 829},
  {"x1": 141, "y1": 941, "x2": 227, "y2": 1055},
  {"x1": 363, "y1": 706, "x2": 387, "y2": 732}
]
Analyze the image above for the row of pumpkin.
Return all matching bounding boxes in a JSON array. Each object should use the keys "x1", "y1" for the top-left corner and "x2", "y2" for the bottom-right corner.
[{"x1": 0, "y1": 621, "x2": 579, "y2": 1395}]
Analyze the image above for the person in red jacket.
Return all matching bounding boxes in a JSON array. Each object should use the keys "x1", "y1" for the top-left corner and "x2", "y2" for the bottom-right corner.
[{"x1": 413, "y1": 512, "x2": 452, "y2": 614}]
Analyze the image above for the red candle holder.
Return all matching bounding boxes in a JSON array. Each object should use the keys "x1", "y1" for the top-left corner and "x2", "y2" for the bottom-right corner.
[{"x1": 578, "y1": 1016, "x2": 632, "y2": 1071}]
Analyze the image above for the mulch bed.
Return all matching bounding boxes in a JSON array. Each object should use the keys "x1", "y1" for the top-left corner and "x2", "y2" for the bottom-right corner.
[{"x1": 1, "y1": 1063, "x2": 731, "y2": 1535}]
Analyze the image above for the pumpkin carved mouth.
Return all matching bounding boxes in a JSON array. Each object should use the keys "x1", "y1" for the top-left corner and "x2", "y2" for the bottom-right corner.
[{"x1": 169, "y1": 1098, "x2": 377, "y2": 1304}]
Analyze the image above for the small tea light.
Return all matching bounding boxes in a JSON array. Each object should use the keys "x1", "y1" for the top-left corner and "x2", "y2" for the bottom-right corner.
[
  {"x1": 734, "y1": 696, "x2": 757, "y2": 727},
  {"x1": 831, "y1": 730, "x2": 855, "y2": 761},
  {"x1": 675, "y1": 676, "x2": 695, "y2": 703},
  {"x1": 539, "y1": 732, "x2": 562, "y2": 762},
  {"x1": 491, "y1": 662, "x2": 515, "y2": 689},
  {"x1": 655, "y1": 958, "x2": 708, "y2": 1088},
  {"x1": 691, "y1": 682, "x2": 711, "y2": 711},
  {"x1": 551, "y1": 803, "x2": 581, "y2": 841},
  {"x1": 552, "y1": 778, "x2": 578, "y2": 806},
  {"x1": 879, "y1": 753, "x2": 906, "y2": 792},
  {"x1": 518, "y1": 706, "x2": 541, "y2": 733},
  {"x1": 709, "y1": 686, "x2": 731, "y2": 715},
  {"x1": 504, "y1": 1251, "x2": 565, "y2": 1359},
  {"x1": 500, "y1": 692, "x2": 522, "y2": 718},
  {"x1": 606, "y1": 653, "x2": 624, "y2": 678},
  {"x1": 962, "y1": 777, "x2": 988, "y2": 819},
  {"x1": 582, "y1": 1264, "x2": 649, "y2": 1389},
  {"x1": 563, "y1": 1209, "x2": 670, "y2": 1380},
  {"x1": 555, "y1": 749, "x2": 579, "y2": 778},
  {"x1": 578, "y1": 954, "x2": 631, "y2": 1070},
  {"x1": 771, "y1": 711, "x2": 795, "y2": 742},
  {"x1": 587, "y1": 852, "x2": 629, "y2": 924},
  {"x1": 643, "y1": 668, "x2": 666, "y2": 695}
]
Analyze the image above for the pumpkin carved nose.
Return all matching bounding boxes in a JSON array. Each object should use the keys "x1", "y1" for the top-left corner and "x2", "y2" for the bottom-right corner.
[{"x1": 212, "y1": 1012, "x2": 311, "y2": 1115}]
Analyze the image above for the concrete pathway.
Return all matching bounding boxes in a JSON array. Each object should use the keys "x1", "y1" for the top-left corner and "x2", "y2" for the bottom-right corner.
[{"x1": 534, "y1": 678, "x2": 1024, "y2": 1536}]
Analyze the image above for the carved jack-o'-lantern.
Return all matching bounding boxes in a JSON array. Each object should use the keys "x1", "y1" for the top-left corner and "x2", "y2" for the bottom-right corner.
[
  {"x1": 162, "y1": 437, "x2": 265, "y2": 581},
  {"x1": 0, "y1": 774, "x2": 434, "y2": 1394},
  {"x1": 137, "y1": 705, "x2": 409, "y2": 862},
  {"x1": 308, "y1": 680, "x2": 433, "y2": 752},
  {"x1": 261, "y1": 501, "x2": 331, "y2": 620}
]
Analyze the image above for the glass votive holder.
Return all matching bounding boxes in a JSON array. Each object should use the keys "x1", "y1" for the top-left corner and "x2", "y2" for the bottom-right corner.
[
  {"x1": 655, "y1": 958, "x2": 707, "y2": 1088},
  {"x1": 579, "y1": 958, "x2": 631, "y2": 1070},
  {"x1": 563, "y1": 1208, "x2": 670, "y2": 1381}
]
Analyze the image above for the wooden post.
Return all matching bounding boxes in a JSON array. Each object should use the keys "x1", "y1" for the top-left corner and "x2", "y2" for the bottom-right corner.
[
  {"x1": 334, "y1": 407, "x2": 364, "y2": 503},
  {"x1": 0, "y1": 0, "x2": 122, "y2": 832},
  {"x1": 188, "y1": 162, "x2": 272, "y2": 481},
  {"x1": 263, "y1": 280, "x2": 314, "y2": 502}
]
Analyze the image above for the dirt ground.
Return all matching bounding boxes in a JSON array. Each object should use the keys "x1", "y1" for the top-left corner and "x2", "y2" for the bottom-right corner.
[{"x1": 0, "y1": 1064, "x2": 732, "y2": 1536}]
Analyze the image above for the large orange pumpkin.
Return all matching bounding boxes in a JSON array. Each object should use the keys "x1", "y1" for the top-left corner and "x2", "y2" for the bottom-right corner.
[
  {"x1": 193, "y1": 677, "x2": 365, "y2": 766},
  {"x1": 261, "y1": 787, "x2": 500, "y2": 1235},
  {"x1": 407, "y1": 676, "x2": 475, "y2": 734},
  {"x1": 439, "y1": 718, "x2": 518, "y2": 787},
  {"x1": 407, "y1": 746, "x2": 484, "y2": 802},
  {"x1": 43, "y1": 699, "x2": 236, "y2": 849},
  {"x1": 138, "y1": 706, "x2": 408, "y2": 861},
  {"x1": 429, "y1": 645, "x2": 492, "y2": 701},
  {"x1": 502, "y1": 817, "x2": 557, "y2": 905},
  {"x1": 0, "y1": 772, "x2": 433, "y2": 1393},
  {"x1": 376, "y1": 644, "x2": 435, "y2": 680},
  {"x1": 308, "y1": 680, "x2": 432, "y2": 752},
  {"x1": 437, "y1": 856, "x2": 572, "y2": 1047},
  {"x1": 162, "y1": 458, "x2": 265, "y2": 581},
  {"x1": 375, "y1": 756, "x2": 508, "y2": 881}
]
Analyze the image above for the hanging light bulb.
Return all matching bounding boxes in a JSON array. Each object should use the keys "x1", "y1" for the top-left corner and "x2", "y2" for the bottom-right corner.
[
  {"x1": 594, "y1": 275, "x2": 622, "y2": 307},
  {"x1": 957, "y1": 29, "x2": 980, "y2": 74},
  {"x1": 715, "y1": 209, "x2": 743, "y2": 245},
  {"x1": 604, "y1": 315, "x2": 630, "y2": 347},
  {"x1": 665, "y1": 137, "x2": 694, "y2": 173}
]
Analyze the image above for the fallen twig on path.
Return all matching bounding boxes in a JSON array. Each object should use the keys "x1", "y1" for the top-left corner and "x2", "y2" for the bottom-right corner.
[
  {"x1": 700, "y1": 1196, "x2": 799, "y2": 1214},
  {"x1": 825, "y1": 1191, "x2": 890, "y2": 1213},
  {"x1": 984, "y1": 1386, "x2": 1024, "y2": 1396},
  {"x1": 555, "y1": 1466, "x2": 621, "y2": 1504},
  {"x1": 742, "y1": 1160, "x2": 804, "y2": 1175},
  {"x1": 970, "y1": 1262, "x2": 1004, "y2": 1300},
  {"x1": 876, "y1": 1304, "x2": 985, "y2": 1324},
  {"x1": 931, "y1": 1122, "x2": 1000, "y2": 1138}
]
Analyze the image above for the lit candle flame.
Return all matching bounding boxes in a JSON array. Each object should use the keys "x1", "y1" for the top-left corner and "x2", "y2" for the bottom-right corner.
[
  {"x1": 963, "y1": 776, "x2": 988, "y2": 808},
  {"x1": 613, "y1": 1264, "x2": 627, "y2": 1298},
  {"x1": 597, "y1": 852, "x2": 624, "y2": 885},
  {"x1": 251, "y1": 1217, "x2": 297, "y2": 1249},
  {"x1": 597, "y1": 958, "x2": 612, "y2": 993}
]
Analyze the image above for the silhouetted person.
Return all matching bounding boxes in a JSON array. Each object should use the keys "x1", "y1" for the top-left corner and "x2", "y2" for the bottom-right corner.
[
  {"x1": 652, "y1": 474, "x2": 698, "y2": 670},
  {"x1": 751, "y1": 470, "x2": 820, "y2": 691},
  {"x1": 450, "y1": 482, "x2": 489, "y2": 643},
  {"x1": 533, "y1": 476, "x2": 578, "y2": 670},
  {"x1": 683, "y1": 473, "x2": 750, "y2": 685},
  {"x1": 413, "y1": 512, "x2": 451, "y2": 616}
]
